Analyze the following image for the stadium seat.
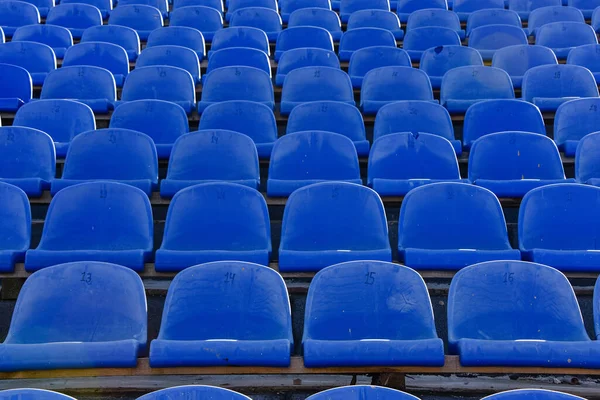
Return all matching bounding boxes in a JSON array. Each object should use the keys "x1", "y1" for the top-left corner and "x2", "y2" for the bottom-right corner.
[
  {"x1": 82, "y1": 25, "x2": 141, "y2": 61},
  {"x1": 137, "y1": 45, "x2": 200, "y2": 84},
  {"x1": 340, "y1": 0, "x2": 389, "y2": 23},
  {"x1": 146, "y1": 27, "x2": 205, "y2": 60},
  {"x1": 0, "y1": 127, "x2": 55, "y2": 197},
  {"x1": 509, "y1": 0, "x2": 562, "y2": 20},
  {"x1": 0, "y1": 181, "x2": 29, "y2": 271},
  {"x1": 0, "y1": 261, "x2": 147, "y2": 370},
  {"x1": 12, "y1": 25, "x2": 72, "y2": 59},
  {"x1": 198, "y1": 66, "x2": 274, "y2": 113},
  {"x1": 0, "y1": 64, "x2": 31, "y2": 112},
  {"x1": 0, "y1": 389, "x2": 76, "y2": 400},
  {"x1": 109, "y1": 4, "x2": 163, "y2": 41},
  {"x1": 536, "y1": 21, "x2": 597, "y2": 58},
  {"x1": 280, "y1": 0, "x2": 330, "y2": 23},
  {"x1": 173, "y1": 0, "x2": 224, "y2": 11},
  {"x1": 279, "y1": 182, "x2": 392, "y2": 271},
  {"x1": 453, "y1": 0, "x2": 505, "y2": 21},
  {"x1": 11, "y1": 0, "x2": 53, "y2": 18},
  {"x1": 338, "y1": 27, "x2": 395, "y2": 61},
  {"x1": 522, "y1": 64, "x2": 599, "y2": 111},
  {"x1": 463, "y1": 99, "x2": 546, "y2": 149},
  {"x1": 396, "y1": 0, "x2": 448, "y2": 23},
  {"x1": 63, "y1": 42, "x2": 129, "y2": 87},
  {"x1": 529, "y1": 5, "x2": 585, "y2": 36},
  {"x1": 229, "y1": 7, "x2": 281, "y2": 41},
  {"x1": 268, "y1": 131, "x2": 361, "y2": 196},
  {"x1": 119, "y1": 0, "x2": 168, "y2": 17},
  {"x1": 373, "y1": 100, "x2": 461, "y2": 154},
  {"x1": 307, "y1": 387, "x2": 422, "y2": 400},
  {"x1": 554, "y1": 98, "x2": 600, "y2": 155},
  {"x1": 483, "y1": 390, "x2": 586, "y2": 400},
  {"x1": 0, "y1": 1, "x2": 40, "y2": 37},
  {"x1": 46, "y1": 4, "x2": 102, "y2": 39},
  {"x1": 469, "y1": 132, "x2": 571, "y2": 197},
  {"x1": 137, "y1": 386, "x2": 252, "y2": 400},
  {"x1": 161, "y1": 130, "x2": 259, "y2": 197},
  {"x1": 361, "y1": 66, "x2": 435, "y2": 114},
  {"x1": 62, "y1": 0, "x2": 112, "y2": 18},
  {"x1": 420, "y1": 45, "x2": 483, "y2": 89},
  {"x1": 287, "y1": 8, "x2": 342, "y2": 41},
  {"x1": 25, "y1": 182, "x2": 153, "y2": 271},
  {"x1": 519, "y1": 183, "x2": 600, "y2": 271},
  {"x1": 368, "y1": 132, "x2": 463, "y2": 196},
  {"x1": 406, "y1": 9, "x2": 464, "y2": 39},
  {"x1": 567, "y1": 44, "x2": 600, "y2": 83},
  {"x1": 449, "y1": 260, "x2": 600, "y2": 366},
  {"x1": 347, "y1": 10, "x2": 403, "y2": 40},
  {"x1": 150, "y1": 261, "x2": 292, "y2": 366},
  {"x1": 576, "y1": 132, "x2": 600, "y2": 186},
  {"x1": 492, "y1": 44, "x2": 557, "y2": 88},
  {"x1": 209, "y1": 27, "x2": 269, "y2": 56},
  {"x1": 403, "y1": 27, "x2": 462, "y2": 61},
  {"x1": 274, "y1": 26, "x2": 333, "y2": 62},
  {"x1": 466, "y1": 9, "x2": 522, "y2": 36},
  {"x1": 441, "y1": 66, "x2": 515, "y2": 113},
  {"x1": 206, "y1": 47, "x2": 271, "y2": 81},
  {"x1": 121, "y1": 66, "x2": 196, "y2": 114},
  {"x1": 276, "y1": 48, "x2": 339, "y2": 86},
  {"x1": 286, "y1": 101, "x2": 369, "y2": 155},
  {"x1": 226, "y1": 0, "x2": 277, "y2": 21},
  {"x1": 0, "y1": 41, "x2": 55, "y2": 86},
  {"x1": 280, "y1": 67, "x2": 353, "y2": 115},
  {"x1": 468, "y1": 25, "x2": 528, "y2": 60},
  {"x1": 156, "y1": 183, "x2": 270, "y2": 269},
  {"x1": 569, "y1": 0, "x2": 600, "y2": 17},
  {"x1": 170, "y1": 6, "x2": 222, "y2": 42},
  {"x1": 398, "y1": 183, "x2": 519, "y2": 269},
  {"x1": 51, "y1": 129, "x2": 158, "y2": 195},
  {"x1": 348, "y1": 47, "x2": 410, "y2": 88}
]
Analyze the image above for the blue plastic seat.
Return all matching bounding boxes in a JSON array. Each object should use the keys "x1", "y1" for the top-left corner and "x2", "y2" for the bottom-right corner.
[
  {"x1": 63, "y1": 42, "x2": 129, "y2": 87},
  {"x1": 121, "y1": 66, "x2": 196, "y2": 114},
  {"x1": 463, "y1": 99, "x2": 546, "y2": 149},
  {"x1": 137, "y1": 387, "x2": 251, "y2": 400},
  {"x1": 206, "y1": 47, "x2": 271, "y2": 81},
  {"x1": 576, "y1": 132, "x2": 600, "y2": 186},
  {"x1": 308, "y1": 387, "x2": 422, "y2": 400},
  {"x1": 287, "y1": 8, "x2": 342, "y2": 41},
  {"x1": 137, "y1": 45, "x2": 200, "y2": 84},
  {"x1": 229, "y1": 7, "x2": 281, "y2": 41},
  {"x1": 12, "y1": 25, "x2": 72, "y2": 59},
  {"x1": 170, "y1": 6, "x2": 222, "y2": 42},
  {"x1": 146, "y1": 27, "x2": 205, "y2": 60},
  {"x1": 338, "y1": 27, "x2": 395, "y2": 61},
  {"x1": 453, "y1": 0, "x2": 504, "y2": 21},
  {"x1": 396, "y1": 0, "x2": 448, "y2": 22},
  {"x1": 13, "y1": 0, "x2": 53, "y2": 18},
  {"x1": 466, "y1": 9, "x2": 522, "y2": 36},
  {"x1": 303, "y1": 261, "x2": 444, "y2": 367},
  {"x1": 340, "y1": 0, "x2": 389, "y2": 23},
  {"x1": 522, "y1": 64, "x2": 599, "y2": 112},
  {"x1": 406, "y1": 9, "x2": 464, "y2": 39},
  {"x1": 0, "y1": 261, "x2": 147, "y2": 370},
  {"x1": 469, "y1": 132, "x2": 571, "y2": 197},
  {"x1": 449, "y1": 260, "x2": 600, "y2": 365},
  {"x1": 519, "y1": 184, "x2": 600, "y2": 271},
  {"x1": 0, "y1": 41, "x2": 55, "y2": 86},
  {"x1": 119, "y1": 0, "x2": 168, "y2": 17},
  {"x1": 280, "y1": 0, "x2": 330, "y2": 23},
  {"x1": 280, "y1": 67, "x2": 353, "y2": 115},
  {"x1": 347, "y1": 10, "x2": 403, "y2": 40},
  {"x1": 51, "y1": 129, "x2": 158, "y2": 195},
  {"x1": 361, "y1": 66, "x2": 435, "y2": 114},
  {"x1": 536, "y1": 21, "x2": 597, "y2": 58},
  {"x1": 440, "y1": 66, "x2": 515, "y2": 113},
  {"x1": 348, "y1": 47, "x2": 410, "y2": 88},
  {"x1": 286, "y1": 101, "x2": 369, "y2": 155},
  {"x1": 109, "y1": 4, "x2": 163, "y2": 41},
  {"x1": 492, "y1": 44, "x2": 557, "y2": 88},
  {"x1": 198, "y1": 66, "x2": 274, "y2": 113},
  {"x1": 570, "y1": 0, "x2": 600, "y2": 17},
  {"x1": 277, "y1": 48, "x2": 339, "y2": 86},
  {"x1": 156, "y1": 183, "x2": 270, "y2": 269},
  {"x1": 82, "y1": 25, "x2": 141, "y2": 61},
  {"x1": 173, "y1": 0, "x2": 224, "y2": 11},
  {"x1": 403, "y1": 26, "x2": 461, "y2": 61},
  {"x1": 483, "y1": 390, "x2": 586, "y2": 400},
  {"x1": 0, "y1": 1, "x2": 39, "y2": 37},
  {"x1": 0, "y1": 389, "x2": 77, "y2": 400},
  {"x1": 0, "y1": 182, "x2": 29, "y2": 271},
  {"x1": 46, "y1": 4, "x2": 102, "y2": 39},
  {"x1": 0, "y1": 63, "x2": 31, "y2": 112},
  {"x1": 368, "y1": 132, "x2": 462, "y2": 196},
  {"x1": 468, "y1": 25, "x2": 528, "y2": 60},
  {"x1": 25, "y1": 182, "x2": 153, "y2": 271},
  {"x1": 279, "y1": 182, "x2": 391, "y2": 271},
  {"x1": 150, "y1": 261, "x2": 292, "y2": 366},
  {"x1": 567, "y1": 43, "x2": 600, "y2": 83},
  {"x1": 268, "y1": 131, "x2": 361, "y2": 196},
  {"x1": 274, "y1": 26, "x2": 333, "y2": 61},
  {"x1": 509, "y1": 0, "x2": 562, "y2": 20},
  {"x1": 420, "y1": 45, "x2": 483, "y2": 89},
  {"x1": 161, "y1": 130, "x2": 259, "y2": 197},
  {"x1": 398, "y1": 182, "x2": 520, "y2": 269},
  {"x1": 555, "y1": 98, "x2": 600, "y2": 155},
  {"x1": 62, "y1": 0, "x2": 112, "y2": 18},
  {"x1": 373, "y1": 100, "x2": 461, "y2": 154},
  {"x1": 209, "y1": 26, "x2": 269, "y2": 56},
  {"x1": 226, "y1": 0, "x2": 277, "y2": 21},
  {"x1": 529, "y1": 5, "x2": 584, "y2": 36},
  {"x1": 0, "y1": 127, "x2": 55, "y2": 197}
]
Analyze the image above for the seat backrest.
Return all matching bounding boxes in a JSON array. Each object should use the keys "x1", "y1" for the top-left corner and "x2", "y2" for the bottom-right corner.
[
  {"x1": 0, "y1": 389, "x2": 77, "y2": 400},
  {"x1": 0, "y1": 63, "x2": 32, "y2": 103},
  {"x1": 280, "y1": 182, "x2": 389, "y2": 250},
  {"x1": 0, "y1": 126, "x2": 55, "y2": 182},
  {"x1": 227, "y1": 0, "x2": 277, "y2": 16},
  {"x1": 466, "y1": 9, "x2": 522, "y2": 35},
  {"x1": 522, "y1": 64, "x2": 599, "y2": 102},
  {"x1": 304, "y1": 261, "x2": 438, "y2": 340},
  {"x1": 339, "y1": 27, "x2": 396, "y2": 52},
  {"x1": 362, "y1": 66, "x2": 435, "y2": 102},
  {"x1": 398, "y1": 182, "x2": 511, "y2": 250},
  {"x1": 403, "y1": 26, "x2": 461, "y2": 51},
  {"x1": 276, "y1": 26, "x2": 334, "y2": 55},
  {"x1": 170, "y1": 6, "x2": 223, "y2": 34},
  {"x1": 570, "y1": 0, "x2": 600, "y2": 9},
  {"x1": 469, "y1": 24, "x2": 528, "y2": 51},
  {"x1": 536, "y1": 21, "x2": 597, "y2": 49},
  {"x1": 81, "y1": 25, "x2": 141, "y2": 60},
  {"x1": 287, "y1": 8, "x2": 341, "y2": 32},
  {"x1": 280, "y1": 0, "x2": 331, "y2": 16},
  {"x1": 555, "y1": 98, "x2": 600, "y2": 147},
  {"x1": 349, "y1": 47, "x2": 411, "y2": 82},
  {"x1": 278, "y1": 48, "x2": 339, "y2": 79},
  {"x1": 121, "y1": 65, "x2": 196, "y2": 104},
  {"x1": 108, "y1": 4, "x2": 163, "y2": 31},
  {"x1": 229, "y1": 7, "x2": 282, "y2": 32},
  {"x1": 157, "y1": 261, "x2": 292, "y2": 341},
  {"x1": 286, "y1": 101, "x2": 366, "y2": 142},
  {"x1": 0, "y1": 1, "x2": 40, "y2": 29},
  {"x1": 307, "y1": 386, "x2": 421, "y2": 400},
  {"x1": 6, "y1": 261, "x2": 147, "y2": 345},
  {"x1": 509, "y1": 0, "x2": 562, "y2": 12},
  {"x1": 448, "y1": 260, "x2": 589, "y2": 350},
  {"x1": 420, "y1": 45, "x2": 483, "y2": 78},
  {"x1": 146, "y1": 26, "x2": 205, "y2": 57},
  {"x1": 347, "y1": 9, "x2": 401, "y2": 31},
  {"x1": 137, "y1": 45, "x2": 200, "y2": 82},
  {"x1": 210, "y1": 27, "x2": 269, "y2": 54},
  {"x1": 0, "y1": 41, "x2": 56, "y2": 76},
  {"x1": 406, "y1": 8, "x2": 461, "y2": 31},
  {"x1": 40, "y1": 65, "x2": 116, "y2": 102},
  {"x1": 208, "y1": 47, "x2": 271, "y2": 76},
  {"x1": 46, "y1": 3, "x2": 102, "y2": 30},
  {"x1": 441, "y1": 66, "x2": 515, "y2": 103},
  {"x1": 12, "y1": 25, "x2": 73, "y2": 52},
  {"x1": 282, "y1": 66, "x2": 353, "y2": 104},
  {"x1": 137, "y1": 386, "x2": 252, "y2": 400},
  {"x1": 173, "y1": 0, "x2": 223, "y2": 10},
  {"x1": 576, "y1": 131, "x2": 600, "y2": 183},
  {"x1": 453, "y1": 0, "x2": 504, "y2": 13},
  {"x1": 340, "y1": 0, "x2": 389, "y2": 16},
  {"x1": 519, "y1": 183, "x2": 600, "y2": 251},
  {"x1": 63, "y1": 42, "x2": 129, "y2": 78},
  {"x1": 201, "y1": 66, "x2": 273, "y2": 104},
  {"x1": 397, "y1": 0, "x2": 447, "y2": 19},
  {"x1": 62, "y1": 0, "x2": 112, "y2": 13},
  {"x1": 567, "y1": 43, "x2": 600, "y2": 72},
  {"x1": 0, "y1": 181, "x2": 30, "y2": 252},
  {"x1": 492, "y1": 44, "x2": 558, "y2": 78},
  {"x1": 118, "y1": 0, "x2": 168, "y2": 15},
  {"x1": 482, "y1": 389, "x2": 586, "y2": 400},
  {"x1": 529, "y1": 5, "x2": 584, "y2": 33},
  {"x1": 38, "y1": 181, "x2": 153, "y2": 251}
]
